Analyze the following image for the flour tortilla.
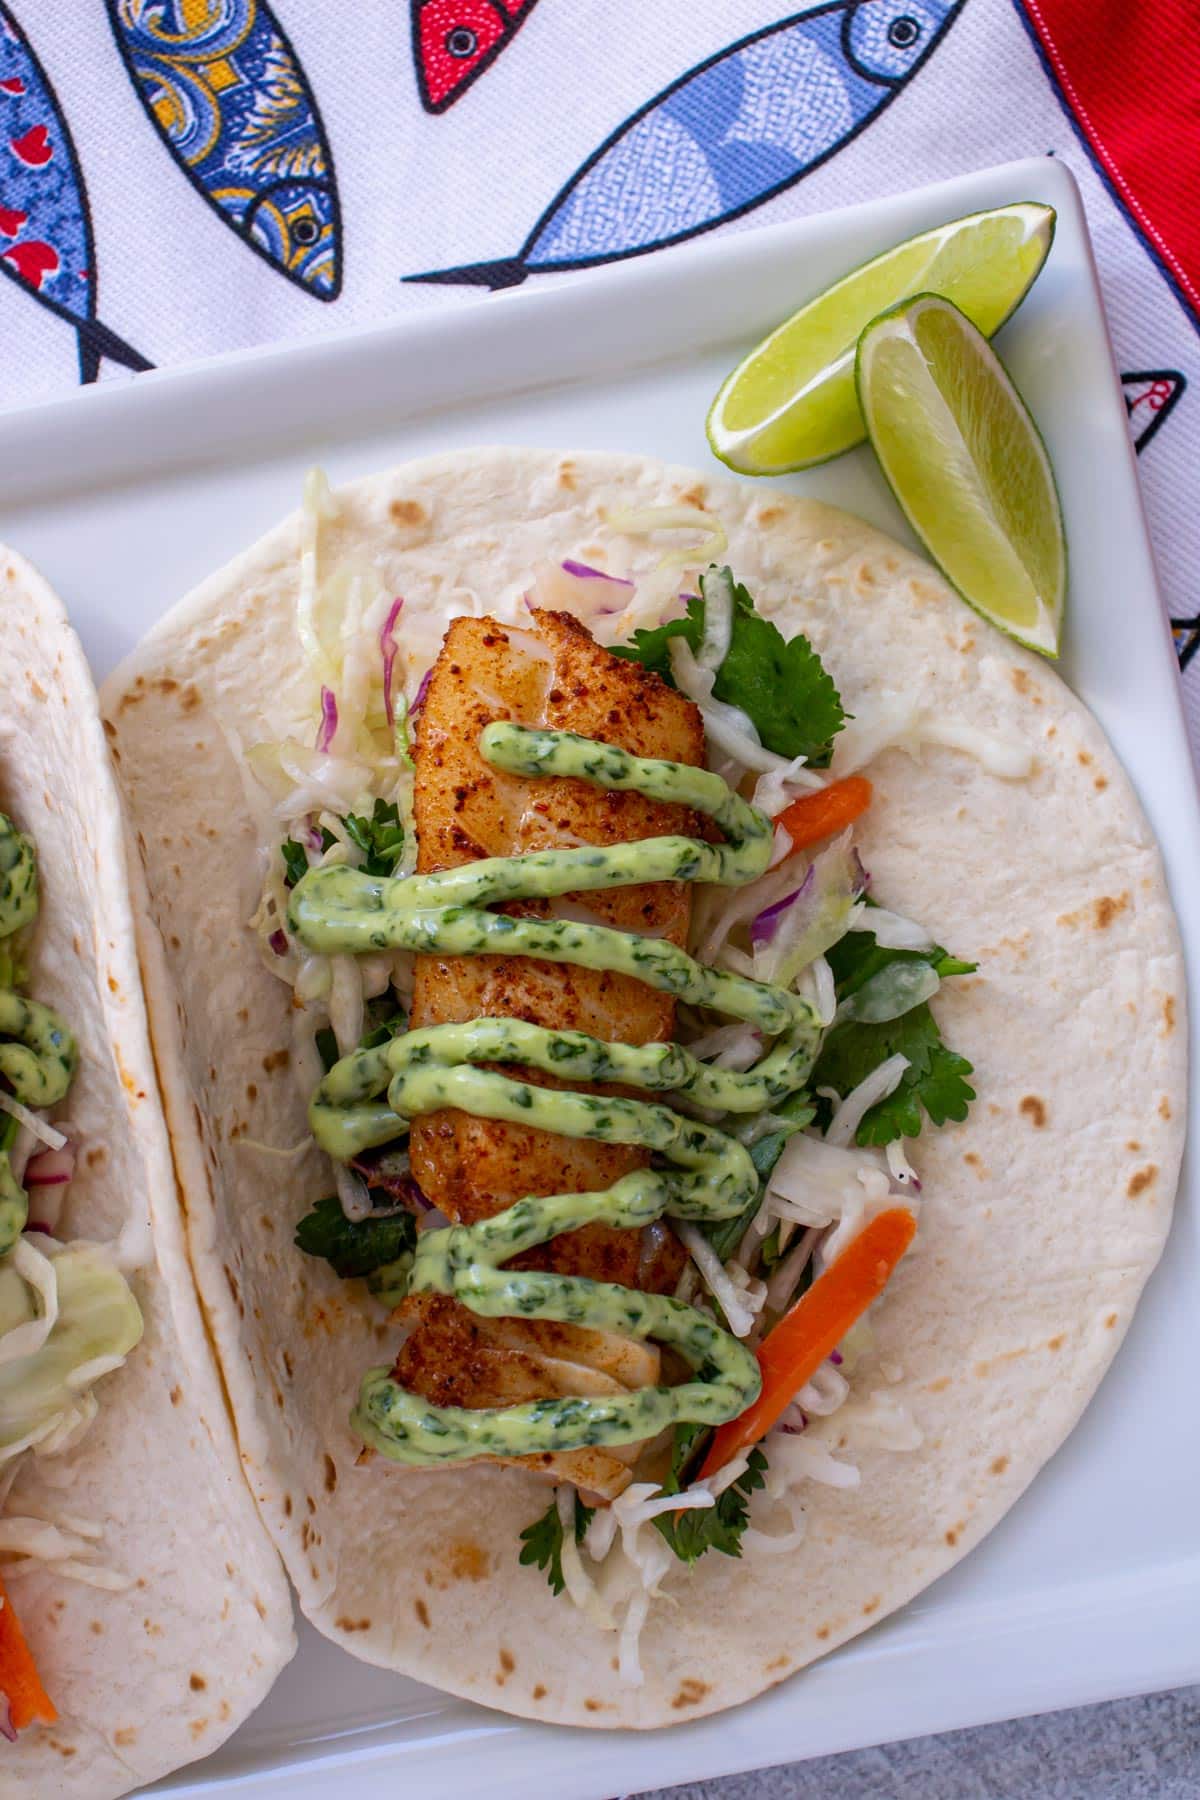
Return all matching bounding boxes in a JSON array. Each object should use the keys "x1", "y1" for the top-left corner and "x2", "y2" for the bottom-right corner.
[
  {"x1": 0, "y1": 550, "x2": 294, "y2": 1796},
  {"x1": 100, "y1": 449, "x2": 1186, "y2": 1729}
]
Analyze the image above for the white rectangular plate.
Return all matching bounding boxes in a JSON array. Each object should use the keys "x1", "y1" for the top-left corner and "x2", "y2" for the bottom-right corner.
[{"x1": 1, "y1": 156, "x2": 1196, "y2": 1800}]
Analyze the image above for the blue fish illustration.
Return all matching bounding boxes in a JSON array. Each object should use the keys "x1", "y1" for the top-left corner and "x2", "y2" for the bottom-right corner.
[
  {"x1": 105, "y1": 0, "x2": 341, "y2": 300},
  {"x1": 1122, "y1": 368, "x2": 1185, "y2": 456},
  {"x1": 0, "y1": 3, "x2": 151, "y2": 382},
  {"x1": 408, "y1": 0, "x2": 964, "y2": 290}
]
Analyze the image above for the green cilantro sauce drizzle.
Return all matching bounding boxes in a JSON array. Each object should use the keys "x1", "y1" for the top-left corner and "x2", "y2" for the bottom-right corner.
[
  {"x1": 289, "y1": 725, "x2": 820, "y2": 1466},
  {"x1": 0, "y1": 815, "x2": 78, "y2": 1253}
]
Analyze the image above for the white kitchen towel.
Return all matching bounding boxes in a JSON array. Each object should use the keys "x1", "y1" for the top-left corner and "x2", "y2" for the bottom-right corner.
[{"x1": 1, "y1": 0, "x2": 1194, "y2": 739}]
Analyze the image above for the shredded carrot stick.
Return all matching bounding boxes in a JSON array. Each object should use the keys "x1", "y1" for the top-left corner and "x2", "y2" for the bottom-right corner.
[
  {"x1": 0, "y1": 1570, "x2": 56, "y2": 1732},
  {"x1": 699, "y1": 1207, "x2": 916, "y2": 1481},
  {"x1": 775, "y1": 776, "x2": 872, "y2": 851}
]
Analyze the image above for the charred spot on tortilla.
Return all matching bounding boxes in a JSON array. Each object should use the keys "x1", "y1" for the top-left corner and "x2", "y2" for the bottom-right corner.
[
  {"x1": 1019, "y1": 1096, "x2": 1047, "y2": 1127},
  {"x1": 1093, "y1": 894, "x2": 1129, "y2": 930},
  {"x1": 389, "y1": 498, "x2": 429, "y2": 528}
]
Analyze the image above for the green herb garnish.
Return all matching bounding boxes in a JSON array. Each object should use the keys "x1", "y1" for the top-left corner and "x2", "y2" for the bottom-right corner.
[
  {"x1": 280, "y1": 837, "x2": 310, "y2": 889},
  {"x1": 613, "y1": 566, "x2": 845, "y2": 765},
  {"x1": 518, "y1": 1492, "x2": 596, "y2": 1596},
  {"x1": 652, "y1": 1423, "x2": 768, "y2": 1564},
  {"x1": 343, "y1": 798, "x2": 405, "y2": 878},
  {"x1": 293, "y1": 1195, "x2": 415, "y2": 1280},
  {"x1": 811, "y1": 927, "x2": 976, "y2": 1145}
]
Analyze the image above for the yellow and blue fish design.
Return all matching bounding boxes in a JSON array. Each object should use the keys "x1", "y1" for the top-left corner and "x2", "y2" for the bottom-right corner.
[
  {"x1": 0, "y1": 3, "x2": 151, "y2": 382},
  {"x1": 106, "y1": 0, "x2": 341, "y2": 300},
  {"x1": 409, "y1": 0, "x2": 964, "y2": 289}
]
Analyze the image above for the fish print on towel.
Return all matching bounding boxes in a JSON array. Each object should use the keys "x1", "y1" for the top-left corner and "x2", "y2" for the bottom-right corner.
[
  {"x1": 412, "y1": 0, "x2": 540, "y2": 112},
  {"x1": 408, "y1": 0, "x2": 963, "y2": 289},
  {"x1": 0, "y1": 2, "x2": 152, "y2": 382},
  {"x1": 1122, "y1": 369, "x2": 1186, "y2": 456},
  {"x1": 1170, "y1": 613, "x2": 1200, "y2": 673},
  {"x1": 106, "y1": 0, "x2": 341, "y2": 299}
]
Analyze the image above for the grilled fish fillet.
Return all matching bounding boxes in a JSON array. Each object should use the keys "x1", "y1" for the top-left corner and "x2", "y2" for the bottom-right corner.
[{"x1": 395, "y1": 608, "x2": 705, "y2": 1498}]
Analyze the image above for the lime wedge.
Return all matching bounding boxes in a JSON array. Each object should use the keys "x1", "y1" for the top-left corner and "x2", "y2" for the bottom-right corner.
[
  {"x1": 856, "y1": 293, "x2": 1066, "y2": 658},
  {"x1": 707, "y1": 203, "x2": 1055, "y2": 475}
]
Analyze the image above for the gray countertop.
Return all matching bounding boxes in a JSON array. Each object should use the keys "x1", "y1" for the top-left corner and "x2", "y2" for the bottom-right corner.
[{"x1": 639, "y1": 1686, "x2": 1200, "y2": 1799}]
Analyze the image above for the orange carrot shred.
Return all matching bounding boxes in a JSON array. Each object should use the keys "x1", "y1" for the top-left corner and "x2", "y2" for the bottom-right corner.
[
  {"x1": 0, "y1": 1570, "x2": 56, "y2": 1732},
  {"x1": 699, "y1": 1207, "x2": 916, "y2": 1481},
  {"x1": 775, "y1": 776, "x2": 872, "y2": 852}
]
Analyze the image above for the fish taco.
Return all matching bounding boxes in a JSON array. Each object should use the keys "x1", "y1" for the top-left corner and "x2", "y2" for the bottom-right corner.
[
  {"x1": 101, "y1": 448, "x2": 1185, "y2": 1726},
  {"x1": 0, "y1": 550, "x2": 293, "y2": 1793}
]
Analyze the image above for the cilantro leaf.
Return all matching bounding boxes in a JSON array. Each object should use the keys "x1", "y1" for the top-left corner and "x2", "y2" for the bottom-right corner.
[
  {"x1": 518, "y1": 1493, "x2": 595, "y2": 1596},
  {"x1": 343, "y1": 798, "x2": 405, "y2": 878},
  {"x1": 612, "y1": 567, "x2": 845, "y2": 765},
  {"x1": 652, "y1": 1427, "x2": 768, "y2": 1564},
  {"x1": 825, "y1": 922, "x2": 977, "y2": 1002},
  {"x1": 810, "y1": 925, "x2": 977, "y2": 1145},
  {"x1": 611, "y1": 599, "x2": 698, "y2": 683},
  {"x1": 714, "y1": 575, "x2": 845, "y2": 766},
  {"x1": 281, "y1": 801, "x2": 403, "y2": 891},
  {"x1": 280, "y1": 827, "x2": 336, "y2": 889},
  {"x1": 813, "y1": 1002, "x2": 975, "y2": 1146},
  {"x1": 280, "y1": 838, "x2": 309, "y2": 889},
  {"x1": 293, "y1": 1195, "x2": 415, "y2": 1280}
]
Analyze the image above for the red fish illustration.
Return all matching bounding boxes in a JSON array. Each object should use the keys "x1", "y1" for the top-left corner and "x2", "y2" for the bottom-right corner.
[
  {"x1": 1016, "y1": 1, "x2": 1200, "y2": 328},
  {"x1": 412, "y1": 0, "x2": 539, "y2": 113},
  {"x1": 1121, "y1": 369, "x2": 1186, "y2": 455},
  {"x1": 0, "y1": 1, "x2": 151, "y2": 381}
]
